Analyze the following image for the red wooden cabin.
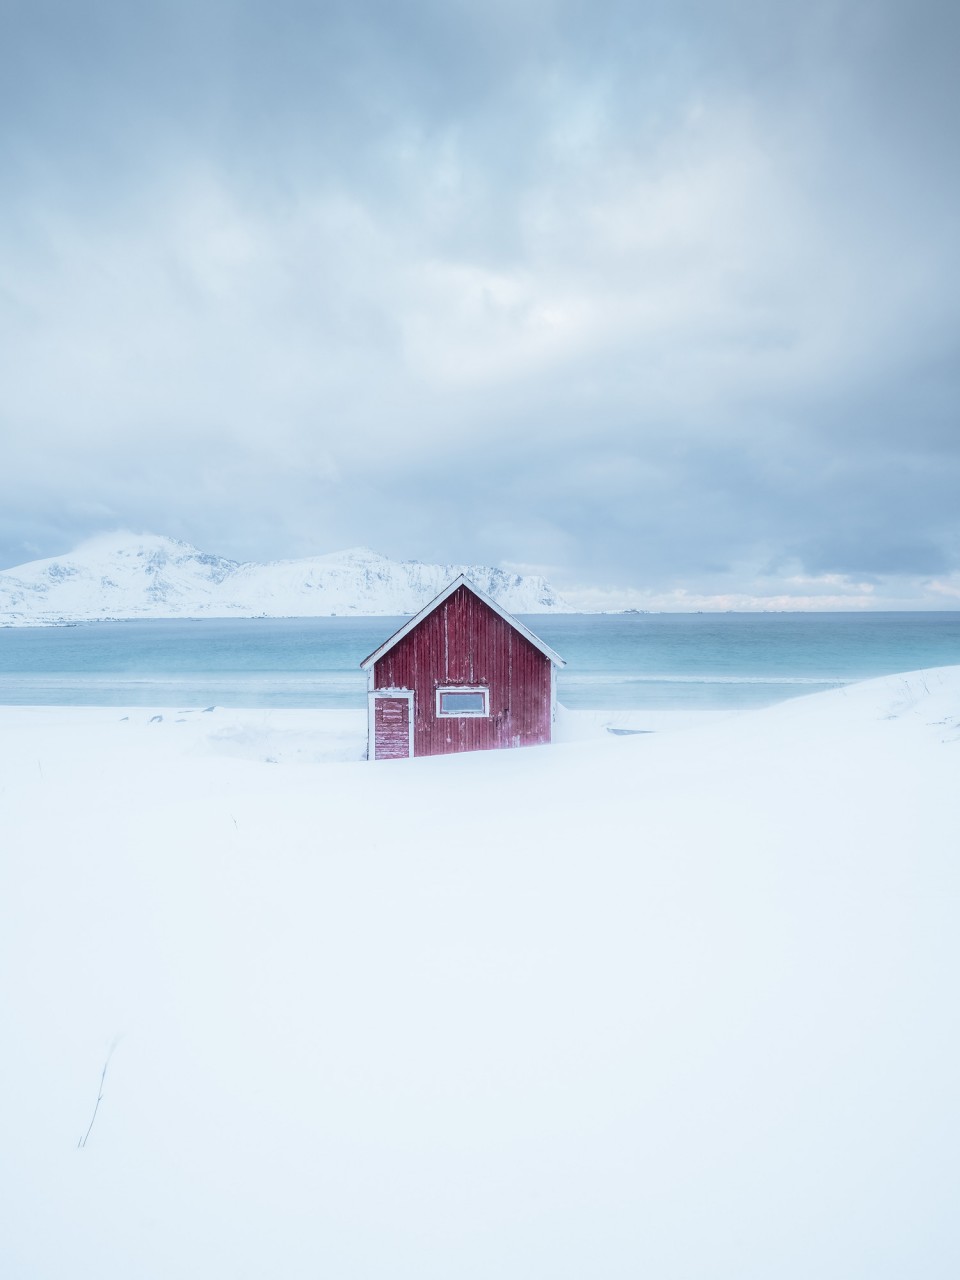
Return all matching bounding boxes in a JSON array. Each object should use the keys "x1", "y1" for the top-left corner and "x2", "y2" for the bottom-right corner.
[{"x1": 360, "y1": 575, "x2": 565, "y2": 760}]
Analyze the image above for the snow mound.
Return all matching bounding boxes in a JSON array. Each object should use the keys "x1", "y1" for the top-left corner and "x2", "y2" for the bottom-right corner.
[{"x1": 2, "y1": 666, "x2": 957, "y2": 1278}]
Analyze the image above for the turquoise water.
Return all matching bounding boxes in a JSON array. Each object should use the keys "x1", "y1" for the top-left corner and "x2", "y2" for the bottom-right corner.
[{"x1": 1, "y1": 613, "x2": 959, "y2": 710}]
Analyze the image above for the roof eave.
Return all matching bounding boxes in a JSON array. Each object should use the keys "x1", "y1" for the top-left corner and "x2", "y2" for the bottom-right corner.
[{"x1": 359, "y1": 574, "x2": 565, "y2": 669}]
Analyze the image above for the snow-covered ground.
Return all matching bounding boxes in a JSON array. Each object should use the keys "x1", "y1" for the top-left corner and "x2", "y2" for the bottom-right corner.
[{"x1": 2, "y1": 668, "x2": 959, "y2": 1278}]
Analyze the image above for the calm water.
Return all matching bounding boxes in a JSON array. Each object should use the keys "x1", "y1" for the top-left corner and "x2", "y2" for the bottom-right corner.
[{"x1": 1, "y1": 613, "x2": 959, "y2": 710}]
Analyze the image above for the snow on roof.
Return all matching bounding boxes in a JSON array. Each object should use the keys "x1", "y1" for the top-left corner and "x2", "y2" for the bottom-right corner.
[{"x1": 359, "y1": 574, "x2": 566, "y2": 670}]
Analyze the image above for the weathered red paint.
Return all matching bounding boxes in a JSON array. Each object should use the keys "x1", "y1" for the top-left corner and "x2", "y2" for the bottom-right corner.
[
  {"x1": 373, "y1": 695, "x2": 411, "y2": 759},
  {"x1": 370, "y1": 584, "x2": 554, "y2": 757}
]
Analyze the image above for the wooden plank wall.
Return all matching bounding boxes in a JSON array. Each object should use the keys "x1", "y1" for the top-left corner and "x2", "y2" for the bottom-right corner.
[{"x1": 373, "y1": 585, "x2": 552, "y2": 755}]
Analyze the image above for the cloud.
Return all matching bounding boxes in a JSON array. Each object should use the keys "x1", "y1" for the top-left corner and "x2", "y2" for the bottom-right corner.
[{"x1": 1, "y1": 1, "x2": 958, "y2": 606}]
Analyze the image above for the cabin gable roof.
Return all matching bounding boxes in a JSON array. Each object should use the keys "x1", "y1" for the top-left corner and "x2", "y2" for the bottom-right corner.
[{"x1": 359, "y1": 574, "x2": 566, "y2": 670}]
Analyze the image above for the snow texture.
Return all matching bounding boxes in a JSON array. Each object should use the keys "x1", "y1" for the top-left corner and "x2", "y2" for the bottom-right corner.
[
  {"x1": 0, "y1": 532, "x2": 570, "y2": 623},
  {"x1": 2, "y1": 667, "x2": 959, "y2": 1278}
]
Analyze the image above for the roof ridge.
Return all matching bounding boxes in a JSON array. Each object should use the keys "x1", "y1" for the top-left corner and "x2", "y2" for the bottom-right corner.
[{"x1": 359, "y1": 575, "x2": 565, "y2": 670}]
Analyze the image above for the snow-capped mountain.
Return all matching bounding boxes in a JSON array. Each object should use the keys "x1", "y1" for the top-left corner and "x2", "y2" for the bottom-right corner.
[{"x1": 0, "y1": 533, "x2": 571, "y2": 623}]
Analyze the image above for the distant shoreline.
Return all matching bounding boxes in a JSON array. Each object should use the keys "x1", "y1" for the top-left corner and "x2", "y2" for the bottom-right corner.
[{"x1": 4, "y1": 607, "x2": 960, "y2": 628}]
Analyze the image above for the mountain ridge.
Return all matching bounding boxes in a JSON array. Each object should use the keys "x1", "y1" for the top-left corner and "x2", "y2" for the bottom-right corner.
[{"x1": 0, "y1": 533, "x2": 572, "y2": 623}]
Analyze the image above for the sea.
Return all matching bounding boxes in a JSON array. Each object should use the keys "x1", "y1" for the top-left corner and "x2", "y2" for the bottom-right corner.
[{"x1": 1, "y1": 612, "x2": 959, "y2": 711}]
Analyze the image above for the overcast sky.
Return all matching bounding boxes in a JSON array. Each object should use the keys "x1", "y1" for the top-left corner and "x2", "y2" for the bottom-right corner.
[{"x1": 2, "y1": 0, "x2": 957, "y2": 608}]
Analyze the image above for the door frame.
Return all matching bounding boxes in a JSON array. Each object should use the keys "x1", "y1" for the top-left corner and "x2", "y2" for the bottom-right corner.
[{"x1": 368, "y1": 688, "x2": 415, "y2": 761}]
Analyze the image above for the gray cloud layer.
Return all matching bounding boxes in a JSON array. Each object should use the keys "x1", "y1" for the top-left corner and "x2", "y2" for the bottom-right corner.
[{"x1": 2, "y1": 0, "x2": 958, "y2": 605}]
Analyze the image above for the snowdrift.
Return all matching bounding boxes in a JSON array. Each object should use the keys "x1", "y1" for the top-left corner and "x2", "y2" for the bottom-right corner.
[{"x1": 2, "y1": 667, "x2": 958, "y2": 1279}]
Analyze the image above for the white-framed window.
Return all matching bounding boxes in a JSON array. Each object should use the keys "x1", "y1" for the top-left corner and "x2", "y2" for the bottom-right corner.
[{"x1": 436, "y1": 686, "x2": 489, "y2": 718}]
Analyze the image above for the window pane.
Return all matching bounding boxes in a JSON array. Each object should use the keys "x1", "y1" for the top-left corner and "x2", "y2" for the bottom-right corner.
[{"x1": 440, "y1": 692, "x2": 485, "y2": 713}]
